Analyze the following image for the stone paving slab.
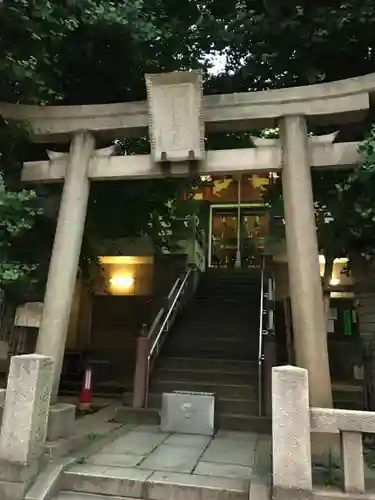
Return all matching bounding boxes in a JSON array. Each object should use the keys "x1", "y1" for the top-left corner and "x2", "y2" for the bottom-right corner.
[
  {"x1": 87, "y1": 452, "x2": 144, "y2": 467},
  {"x1": 55, "y1": 493, "x2": 130, "y2": 500},
  {"x1": 194, "y1": 461, "x2": 253, "y2": 479},
  {"x1": 100, "y1": 429, "x2": 168, "y2": 455},
  {"x1": 163, "y1": 433, "x2": 211, "y2": 449},
  {"x1": 215, "y1": 430, "x2": 259, "y2": 443},
  {"x1": 201, "y1": 437, "x2": 256, "y2": 467},
  {"x1": 63, "y1": 464, "x2": 152, "y2": 497},
  {"x1": 147, "y1": 471, "x2": 250, "y2": 500},
  {"x1": 139, "y1": 444, "x2": 205, "y2": 473},
  {"x1": 134, "y1": 424, "x2": 165, "y2": 433}
]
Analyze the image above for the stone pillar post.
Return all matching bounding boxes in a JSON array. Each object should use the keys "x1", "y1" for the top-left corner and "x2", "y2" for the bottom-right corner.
[
  {"x1": 272, "y1": 366, "x2": 312, "y2": 500},
  {"x1": 36, "y1": 131, "x2": 95, "y2": 400},
  {"x1": 0, "y1": 354, "x2": 53, "y2": 500},
  {"x1": 280, "y1": 115, "x2": 332, "y2": 408}
]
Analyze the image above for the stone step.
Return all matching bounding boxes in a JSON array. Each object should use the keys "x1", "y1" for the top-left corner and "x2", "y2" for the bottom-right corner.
[
  {"x1": 194, "y1": 295, "x2": 259, "y2": 302},
  {"x1": 197, "y1": 286, "x2": 260, "y2": 292},
  {"x1": 122, "y1": 393, "x2": 258, "y2": 415},
  {"x1": 202, "y1": 281, "x2": 261, "y2": 286},
  {"x1": 173, "y1": 310, "x2": 259, "y2": 321},
  {"x1": 186, "y1": 324, "x2": 258, "y2": 331},
  {"x1": 159, "y1": 351, "x2": 258, "y2": 362},
  {"x1": 196, "y1": 295, "x2": 260, "y2": 301},
  {"x1": 217, "y1": 398, "x2": 258, "y2": 416},
  {"x1": 188, "y1": 298, "x2": 259, "y2": 306},
  {"x1": 157, "y1": 357, "x2": 258, "y2": 372},
  {"x1": 166, "y1": 325, "x2": 259, "y2": 336},
  {"x1": 161, "y1": 347, "x2": 258, "y2": 361},
  {"x1": 202, "y1": 282, "x2": 261, "y2": 286},
  {"x1": 200, "y1": 275, "x2": 260, "y2": 281},
  {"x1": 174, "y1": 327, "x2": 257, "y2": 338},
  {"x1": 170, "y1": 324, "x2": 258, "y2": 334},
  {"x1": 197, "y1": 283, "x2": 260, "y2": 294},
  {"x1": 332, "y1": 386, "x2": 364, "y2": 410},
  {"x1": 54, "y1": 493, "x2": 127, "y2": 499},
  {"x1": 152, "y1": 368, "x2": 257, "y2": 386},
  {"x1": 217, "y1": 414, "x2": 271, "y2": 434},
  {"x1": 192, "y1": 298, "x2": 260, "y2": 307},
  {"x1": 165, "y1": 337, "x2": 258, "y2": 348},
  {"x1": 333, "y1": 387, "x2": 363, "y2": 402},
  {"x1": 149, "y1": 380, "x2": 258, "y2": 400},
  {"x1": 333, "y1": 399, "x2": 363, "y2": 410},
  {"x1": 195, "y1": 286, "x2": 260, "y2": 293},
  {"x1": 204, "y1": 267, "x2": 261, "y2": 274},
  {"x1": 61, "y1": 464, "x2": 249, "y2": 500},
  {"x1": 61, "y1": 464, "x2": 150, "y2": 497},
  {"x1": 114, "y1": 406, "x2": 160, "y2": 425},
  {"x1": 177, "y1": 311, "x2": 259, "y2": 322},
  {"x1": 169, "y1": 319, "x2": 258, "y2": 329}
]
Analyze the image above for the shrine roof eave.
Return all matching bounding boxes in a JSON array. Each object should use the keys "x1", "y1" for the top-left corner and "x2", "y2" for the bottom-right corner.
[{"x1": 1, "y1": 72, "x2": 375, "y2": 143}]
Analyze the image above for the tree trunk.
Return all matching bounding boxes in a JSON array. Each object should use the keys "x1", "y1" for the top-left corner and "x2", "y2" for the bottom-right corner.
[
  {"x1": 322, "y1": 255, "x2": 334, "y2": 322},
  {"x1": 323, "y1": 255, "x2": 334, "y2": 290}
]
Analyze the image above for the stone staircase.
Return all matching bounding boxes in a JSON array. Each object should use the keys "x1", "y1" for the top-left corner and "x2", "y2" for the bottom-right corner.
[{"x1": 119, "y1": 268, "x2": 270, "y2": 433}]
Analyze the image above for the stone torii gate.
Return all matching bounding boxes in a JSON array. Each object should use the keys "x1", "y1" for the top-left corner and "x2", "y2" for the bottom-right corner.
[{"x1": 1, "y1": 71, "x2": 375, "y2": 407}]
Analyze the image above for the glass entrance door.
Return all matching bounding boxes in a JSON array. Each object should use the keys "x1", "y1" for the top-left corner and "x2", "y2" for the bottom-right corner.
[
  {"x1": 209, "y1": 205, "x2": 268, "y2": 268},
  {"x1": 210, "y1": 208, "x2": 238, "y2": 268}
]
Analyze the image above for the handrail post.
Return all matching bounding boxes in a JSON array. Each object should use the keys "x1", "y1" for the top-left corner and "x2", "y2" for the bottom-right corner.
[
  {"x1": 132, "y1": 324, "x2": 149, "y2": 408},
  {"x1": 258, "y1": 256, "x2": 266, "y2": 416},
  {"x1": 263, "y1": 333, "x2": 277, "y2": 416}
]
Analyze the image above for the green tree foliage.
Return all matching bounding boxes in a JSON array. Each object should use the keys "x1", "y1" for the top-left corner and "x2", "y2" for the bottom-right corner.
[
  {"x1": 204, "y1": 0, "x2": 375, "y2": 92},
  {"x1": 2, "y1": 0, "x2": 375, "y2": 294},
  {"x1": 0, "y1": 0, "x2": 214, "y2": 292},
  {"x1": 0, "y1": 118, "x2": 46, "y2": 294},
  {"x1": 337, "y1": 126, "x2": 375, "y2": 258},
  {"x1": 200, "y1": 0, "x2": 375, "y2": 264},
  {"x1": 0, "y1": 178, "x2": 39, "y2": 284},
  {"x1": 264, "y1": 126, "x2": 375, "y2": 270}
]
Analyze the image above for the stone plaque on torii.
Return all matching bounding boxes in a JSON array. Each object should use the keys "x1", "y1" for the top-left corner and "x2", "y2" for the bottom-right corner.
[{"x1": 145, "y1": 71, "x2": 205, "y2": 165}]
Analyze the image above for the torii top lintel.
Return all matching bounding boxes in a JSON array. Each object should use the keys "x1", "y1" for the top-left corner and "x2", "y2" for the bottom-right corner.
[{"x1": 1, "y1": 71, "x2": 375, "y2": 143}]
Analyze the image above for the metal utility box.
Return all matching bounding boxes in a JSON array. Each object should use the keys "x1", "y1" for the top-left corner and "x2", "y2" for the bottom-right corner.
[{"x1": 160, "y1": 391, "x2": 215, "y2": 435}]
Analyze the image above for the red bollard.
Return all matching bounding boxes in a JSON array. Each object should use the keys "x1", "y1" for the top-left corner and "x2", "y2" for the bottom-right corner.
[{"x1": 78, "y1": 365, "x2": 93, "y2": 411}]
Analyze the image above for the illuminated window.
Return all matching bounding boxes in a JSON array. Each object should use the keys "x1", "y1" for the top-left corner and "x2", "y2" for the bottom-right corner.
[{"x1": 109, "y1": 274, "x2": 135, "y2": 292}]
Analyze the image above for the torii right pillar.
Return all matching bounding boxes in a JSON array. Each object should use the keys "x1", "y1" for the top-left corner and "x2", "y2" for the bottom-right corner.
[{"x1": 280, "y1": 114, "x2": 333, "y2": 410}]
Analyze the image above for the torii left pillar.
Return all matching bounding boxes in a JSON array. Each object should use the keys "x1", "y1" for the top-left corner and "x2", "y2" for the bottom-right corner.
[{"x1": 36, "y1": 131, "x2": 95, "y2": 401}]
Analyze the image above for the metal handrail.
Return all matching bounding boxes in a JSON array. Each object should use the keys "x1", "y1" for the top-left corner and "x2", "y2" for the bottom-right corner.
[
  {"x1": 147, "y1": 307, "x2": 166, "y2": 342},
  {"x1": 149, "y1": 268, "x2": 192, "y2": 358},
  {"x1": 143, "y1": 267, "x2": 193, "y2": 407},
  {"x1": 257, "y1": 256, "x2": 266, "y2": 416},
  {"x1": 167, "y1": 277, "x2": 181, "y2": 302},
  {"x1": 146, "y1": 277, "x2": 181, "y2": 346}
]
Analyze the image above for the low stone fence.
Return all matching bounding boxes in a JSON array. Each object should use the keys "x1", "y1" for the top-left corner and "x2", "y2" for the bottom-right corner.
[{"x1": 272, "y1": 365, "x2": 375, "y2": 499}]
